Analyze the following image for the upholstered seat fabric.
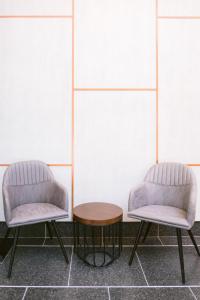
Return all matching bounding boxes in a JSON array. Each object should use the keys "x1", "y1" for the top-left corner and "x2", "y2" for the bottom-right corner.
[
  {"x1": 9, "y1": 203, "x2": 68, "y2": 227},
  {"x1": 128, "y1": 205, "x2": 189, "y2": 229}
]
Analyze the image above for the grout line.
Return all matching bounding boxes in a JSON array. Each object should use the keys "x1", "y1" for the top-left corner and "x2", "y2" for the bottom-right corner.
[
  {"x1": 67, "y1": 246, "x2": 74, "y2": 286},
  {"x1": 108, "y1": 287, "x2": 111, "y2": 300},
  {"x1": 1, "y1": 285, "x2": 200, "y2": 288},
  {"x1": 14, "y1": 244, "x2": 198, "y2": 248},
  {"x1": 0, "y1": 247, "x2": 12, "y2": 264},
  {"x1": 0, "y1": 235, "x2": 197, "y2": 239},
  {"x1": 189, "y1": 287, "x2": 198, "y2": 300},
  {"x1": 21, "y1": 287, "x2": 28, "y2": 300},
  {"x1": 157, "y1": 236, "x2": 164, "y2": 246},
  {"x1": 136, "y1": 252, "x2": 149, "y2": 286},
  {"x1": 0, "y1": 235, "x2": 197, "y2": 238},
  {"x1": 157, "y1": 225, "x2": 164, "y2": 245},
  {"x1": 42, "y1": 225, "x2": 46, "y2": 246}
]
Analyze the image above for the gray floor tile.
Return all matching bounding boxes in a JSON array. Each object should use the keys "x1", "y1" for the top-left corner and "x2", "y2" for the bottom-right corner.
[
  {"x1": 0, "y1": 287, "x2": 25, "y2": 300},
  {"x1": 0, "y1": 246, "x2": 71, "y2": 285},
  {"x1": 158, "y1": 225, "x2": 194, "y2": 237},
  {"x1": 70, "y1": 247, "x2": 146, "y2": 286},
  {"x1": 139, "y1": 237, "x2": 162, "y2": 246},
  {"x1": 123, "y1": 237, "x2": 162, "y2": 246},
  {"x1": 123, "y1": 223, "x2": 158, "y2": 237},
  {"x1": 131, "y1": 236, "x2": 161, "y2": 247},
  {"x1": 137, "y1": 246, "x2": 200, "y2": 285},
  {"x1": 0, "y1": 224, "x2": 43, "y2": 238},
  {"x1": 25, "y1": 288, "x2": 108, "y2": 300},
  {"x1": 17, "y1": 238, "x2": 45, "y2": 245},
  {"x1": 45, "y1": 237, "x2": 73, "y2": 246},
  {"x1": 110, "y1": 287, "x2": 194, "y2": 300},
  {"x1": 19, "y1": 224, "x2": 45, "y2": 238},
  {"x1": 0, "y1": 238, "x2": 13, "y2": 262},
  {"x1": 191, "y1": 287, "x2": 200, "y2": 299},
  {"x1": 160, "y1": 236, "x2": 200, "y2": 246},
  {"x1": 46, "y1": 222, "x2": 73, "y2": 238},
  {"x1": 0, "y1": 223, "x2": 9, "y2": 237}
]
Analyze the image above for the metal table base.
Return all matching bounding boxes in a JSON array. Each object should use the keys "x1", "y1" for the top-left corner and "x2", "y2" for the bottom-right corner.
[{"x1": 73, "y1": 221, "x2": 122, "y2": 267}]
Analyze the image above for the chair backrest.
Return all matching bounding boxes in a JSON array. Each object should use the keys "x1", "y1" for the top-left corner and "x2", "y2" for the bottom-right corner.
[
  {"x1": 3, "y1": 160, "x2": 54, "y2": 210},
  {"x1": 144, "y1": 162, "x2": 196, "y2": 210},
  {"x1": 3, "y1": 160, "x2": 53, "y2": 186}
]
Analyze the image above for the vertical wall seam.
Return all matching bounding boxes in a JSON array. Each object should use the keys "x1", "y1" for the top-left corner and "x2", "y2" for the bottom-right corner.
[
  {"x1": 156, "y1": 0, "x2": 159, "y2": 164},
  {"x1": 72, "y1": 0, "x2": 75, "y2": 210}
]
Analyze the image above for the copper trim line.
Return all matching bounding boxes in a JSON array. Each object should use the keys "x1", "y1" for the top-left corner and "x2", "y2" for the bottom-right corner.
[
  {"x1": 156, "y1": 0, "x2": 159, "y2": 163},
  {"x1": 0, "y1": 15, "x2": 72, "y2": 19},
  {"x1": 71, "y1": 0, "x2": 75, "y2": 209},
  {"x1": 0, "y1": 164, "x2": 72, "y2": 167},
  {"x1": 75, "y1": 88, "x2": 156, "y2": 92},
  {"x1": 158, "y1": 16, "x2": 200, "y2": 20}
]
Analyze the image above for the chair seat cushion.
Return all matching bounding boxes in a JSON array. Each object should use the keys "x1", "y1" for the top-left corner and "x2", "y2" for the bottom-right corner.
[
  {"x1": 9, "y1": 203, "x2": 68, "y2": 227},
  {"x1": 128, "y1": 205, "x2": 190, "y2": 229}
]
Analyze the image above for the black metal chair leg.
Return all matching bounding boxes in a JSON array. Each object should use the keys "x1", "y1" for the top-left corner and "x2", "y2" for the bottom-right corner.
[
  {"x1": 129, "y1": 221, "x2": 145, "y2": 266},
  {"x1": 142, "y1": 222, "x2": 152, "y2": 243},
  {"x1": 8, "y1": 227, "x2": 20, "y2": 278},
  {"x1": 188, "y1": 230, "x2": 200, "y2": 256},
  {"x1": 51, "y1": 221, "x2": 69, "y2": 264},
  {"x1": 46, "y1": 222, "x2": 53, "y2": 239},
  {"x1": 176, "y1": 228, "x2": 185, "y2": 284}
]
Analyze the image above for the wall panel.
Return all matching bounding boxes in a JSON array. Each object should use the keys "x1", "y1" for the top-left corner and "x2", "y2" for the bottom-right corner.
[
  {"x1": 159, "y1": 0, "x2": 200, "y2": 17},
  {"x1": 75, "y1": 0, "x2": 156, "y2": 88},
  {"x1": 0, "y1": 0, "x2": 72, "y2": 16},
  {"x1": 74, "y1": 91, "x2": 156, "y2": 220},
  {"x1": 0, "y1": 19, "x2": 72, "y2": 164},
  {"x1": 159, "y1": 20, "x2": 200, "y2": 164}
]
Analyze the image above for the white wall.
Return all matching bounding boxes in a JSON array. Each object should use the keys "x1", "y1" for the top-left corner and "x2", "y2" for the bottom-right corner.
[{"x1": 0, "y1": 0, "x2": 200, "y2": 221}]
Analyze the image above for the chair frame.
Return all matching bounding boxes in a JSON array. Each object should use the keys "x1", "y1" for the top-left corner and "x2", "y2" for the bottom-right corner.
[
  {"x1": 6, "y1": 221, "x2": 68, "y2": 278},
  {"x1": 129, "y1": 221, "x2": 200, "y2": 284}
]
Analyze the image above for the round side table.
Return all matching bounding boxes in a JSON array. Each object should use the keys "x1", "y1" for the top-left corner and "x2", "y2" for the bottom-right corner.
[{"x1": 73, "y1": 202, "x2": 123, "y2": 267}]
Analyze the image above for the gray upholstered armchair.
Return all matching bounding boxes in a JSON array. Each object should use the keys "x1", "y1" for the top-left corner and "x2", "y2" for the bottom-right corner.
[
  {"x1": 2, "y1": 160, "x2": 69, "y2": 278},
  {"x1": 128, "y1": 162, "x2": 199, "y2": 284}
]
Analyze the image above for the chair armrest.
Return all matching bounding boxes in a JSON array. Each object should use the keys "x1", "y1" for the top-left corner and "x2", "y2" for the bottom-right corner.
[
  {"x1": 187, "y1": 183, "x2": 197, "y2": 229},
  {"x1": 128, "y1": 183, "x2": 147, "y2": 212},
  {"x1": 2, "y1": 186, "x2": 12, "y2": 224},
  {"x1": 50, "y1": 182, "x2": 68, "y2": 211}
]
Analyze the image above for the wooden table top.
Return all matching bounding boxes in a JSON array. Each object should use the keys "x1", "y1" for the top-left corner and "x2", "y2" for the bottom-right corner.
[{"x1": 73, "y1": 202, "x2": 123, "y2": 226}]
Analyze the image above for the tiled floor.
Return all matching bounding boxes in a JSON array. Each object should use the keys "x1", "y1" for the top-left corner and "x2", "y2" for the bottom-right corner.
[{"x1": 0, "y1": 236, "x2": 200, "y2": 299}]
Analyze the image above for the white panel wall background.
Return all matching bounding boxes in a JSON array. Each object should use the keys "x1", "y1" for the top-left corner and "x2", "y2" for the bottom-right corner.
[{"x1": 0, "y1": 0, "x2": 200, "y2": 220}]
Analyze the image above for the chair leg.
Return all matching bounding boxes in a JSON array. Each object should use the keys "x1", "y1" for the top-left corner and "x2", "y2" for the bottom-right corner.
[
  {"x1": 188, "y1": 230, "x2": 200, "y2": 256},
  {"x1": 176, "y1": 228, "x2": 185, "y2": 284},
  {"x1": 142, "y1": 222, "x2": 152, "y2": 243},
  {"x1": 129, "y1": 221, "x2": 145, "y2": 266},
  {"x1": 8, "y1": 227, "x2": 20, "y2": 278},
  {"x1": 51, "y1": 221, "x2": 69, "y2": 264},
  {"x1": 46, "y1": 222, "x2": 53, "y2": 239}
]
